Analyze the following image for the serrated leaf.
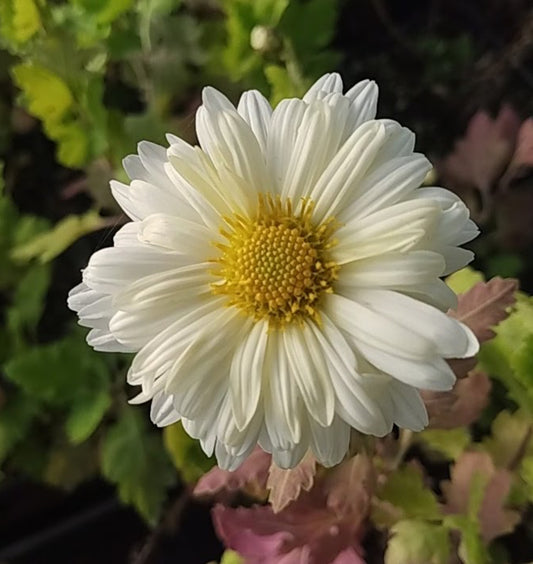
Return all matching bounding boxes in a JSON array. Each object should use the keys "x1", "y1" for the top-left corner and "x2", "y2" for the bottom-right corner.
[
  {"x1": 449, "y1": 277, "x2": 518, "y2": 342},
  {"x1": 101, "y1": 407, "x2": 176, "y2": 524},
  {"x1": 442, "y1": 451, "x2": 520, "y2": 543},
  {"x1": 11, "y1": 210, "x2": 104, "y2": 263},
  {"x1": 418, "y1": 428, "x2": 471, "y2": 460},
  {"x1": 377, "y1": 465, "x2": 441, "y2": 522},
  {"x1": 385, "y1": 520, "x2": 451, "y2": 564},
  {"x1": 267, "y1": 451, "x2": 316, "y2": 513},
  {"x1": 163, "y1": 421, "x2": 214, "y2": 483},
  {"x1": 12, "y1": 63, "x2": 73, "y2": 124}
]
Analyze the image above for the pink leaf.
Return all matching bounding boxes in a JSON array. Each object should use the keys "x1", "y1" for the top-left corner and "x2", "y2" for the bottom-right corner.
[
  {"x1": 501, "y1": 118, "x2": 533, "y2": 186},
  {"x1": 213, "y1": 483, "x2": 368, "y2": 564},
  {"x1": 422, "y1": 370, "x2": 491, "y2": 429},
  {"x1": 325, "y1": 454, "x2": 374, "y2": 523},
  {"x1": 441, "y1": 451, "x2": 520, "y2": 542},
  {"x1": 267, "y1": 451, "x2": 317, "y2": 513},
  {"x1": 448, "y1": 277, "x2": 518, "y2": 343},
  {"x1": 193, "y1": 447, "x2": 271, "y2": 498}
]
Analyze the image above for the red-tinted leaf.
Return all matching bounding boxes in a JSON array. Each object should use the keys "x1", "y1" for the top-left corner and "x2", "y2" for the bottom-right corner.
[
  {"x1": 325, "y1": 454, "x2": 374, "y2": 523},
  {"x1": 267, "y1": 451, "x2": 317, "y2": 513},
  {"x1": 439, "y1": 106, "x2": 520, "y2": 220},
  {"x1": 213, "y1": 487, "x2": 367, "y2": 564},
  {"x1": 441, "y1": 451, "x2": 520, "y2": 542},
  {"x1": 422, "y1": 371, "x2": 491, "y2": 429},
  {"x1": 501, "y1": 118, "x2": 533, "y2": 186},
  {"x1": 193, "y1": 447, "x2": 270, "y2": 498},
  {"x1": 449, "y1": 277, "x2": 518, "y2": 343}
]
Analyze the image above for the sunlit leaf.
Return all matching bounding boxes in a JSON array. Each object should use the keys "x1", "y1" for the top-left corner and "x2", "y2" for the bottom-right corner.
[{"x1": 385, "y1": 520, "x2": 451, "y2": 564}]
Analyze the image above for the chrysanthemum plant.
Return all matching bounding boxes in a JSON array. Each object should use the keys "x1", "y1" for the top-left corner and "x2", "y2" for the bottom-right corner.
[{"x1": 68, "y1": 73, "x2": 533, "y2": 562}]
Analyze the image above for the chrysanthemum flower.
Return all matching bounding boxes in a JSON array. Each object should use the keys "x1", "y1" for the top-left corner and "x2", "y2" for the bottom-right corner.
[{"x1": 69, "y1": 73, "x2": 479, "y2": 470}]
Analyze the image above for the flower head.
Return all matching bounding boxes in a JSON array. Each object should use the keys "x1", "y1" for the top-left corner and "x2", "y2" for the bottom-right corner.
[{"x1": 69, "y1": 73, "x2": 479, "y2": 470}]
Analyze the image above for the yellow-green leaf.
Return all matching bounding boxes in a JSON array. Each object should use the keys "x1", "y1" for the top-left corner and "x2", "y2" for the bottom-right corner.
[
  {"x1": 418, "y1": 428, "x2": 471, "y2": 460},
  {"x1": 385, "y1": 520, "x2": 451, "y2": 564},
  {"x1": 11, "y1": 210, "x2": 104, "y2": 263},
  {"x1": 12, "y1": 0, "x2": 41, "y2": 43},
  {"x1": 12, "y1": 63, "x2": 73, "y2": 124},
  {"x1": 446, "y1": 267, "x2": 485, "y2": 294},
  {"x1": 163, "y1": 421, "x2": 214, "y2": 483}
]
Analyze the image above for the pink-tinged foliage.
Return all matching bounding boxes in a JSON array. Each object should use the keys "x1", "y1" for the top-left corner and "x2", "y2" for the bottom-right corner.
[
  {"x1": 267, "y1": 452, "x2": 317, "y2": 513},
  {"x1": 194, "y1": 447, "x2": 270, "y2": 498},
  {"x1": 423, "y1": 371, "x2": 492, "y2": 429},
  {"x1": 439, "y1": 106, "x2": 521, "y2": 220},
  {"x1": 449, "y1": 277, "x2": 519, "y2": 343},
  {"x1": 502, "y1": 118, "x2": 533, "y2": 186},
  {"x1": 214, "y1": 455, "x2": 372, "y2": 564},
  {"x1": 441, "y1": 451, "x2": 520, "y2": 542}
]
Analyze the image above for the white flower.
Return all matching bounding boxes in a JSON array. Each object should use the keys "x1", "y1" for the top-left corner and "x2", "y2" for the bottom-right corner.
[{"x1": 68, "y1": 73, "x2": 479, "y2": 470}]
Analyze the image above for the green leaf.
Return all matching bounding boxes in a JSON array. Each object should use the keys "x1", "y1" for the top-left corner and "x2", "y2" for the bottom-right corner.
[
  {"x1": 445, "y1": 515, "x2": 490, "y2": 564},
  {"x1": 377, "y1": 466, "x2": 441, "y2": 521},
  {"x1": 385, "y1": 520, "x2": 451, "y2": 564},
  {"x1": 101, "y1": 407, "x2": 177, "y2": 524},
  {"x1": 418, "y1": 428, "x2": 471, "y2": 460},
  {"x1": 11, "y1": 210, "x2": 104, "y2": 263},
  {"x1": 0, "y1": 393, "x2": 39, "y2": 462},
  {"x1": 65, "y1": 388, "x2": 111, "y2": 444},
  {"x1": 12, "y1": 63, "x2": 74, "y2": 124},
  {"x1": 163, "y1": 421, "x2": 215, "y2": 482},
  {"x1": 7, "y1": 263, "x2": 51, "y2": 340},
  {"x1": 4, "y1": 333, "x2": 110, "y2": 408}
]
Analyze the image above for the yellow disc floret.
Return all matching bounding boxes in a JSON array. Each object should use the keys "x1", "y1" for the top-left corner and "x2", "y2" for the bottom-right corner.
[{"x1": 211, "y1": 194, "x2": 339, "y2": 328}]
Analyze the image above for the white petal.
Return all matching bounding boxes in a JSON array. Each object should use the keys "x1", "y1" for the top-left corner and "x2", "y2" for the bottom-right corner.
[
  {"x1": 230, "y1": 320, "x2": 269, "y2": 430},
  {"x1": 307, "y1": 315, "x2": 391, "y2": 435},
  {"x1": 337, "y1": 250, "x2": 445, "y2": 290},
  {"x1": 283, "y1": 325, "x2": 335, "y2": 427},
  {"x1": 310, "y1": 120, "x2": 387, "y2": 221},
  {"x1": 266, "y1": 98, "x2": 307, "y2": 194},
  {"x1": 138, "y1": 213, "x2": 212, "y2": 256},
  {"x1": 86, "y1": 328, "x2": 134, "y2": 352},
  {"x1": 354, "y1": 289, "x2": 478, "y2": 358},
  {"x1": 339, "y1": 153, "x2": 431, "y2": 223},
  {"x1": 237, "y1": 90, "x2": 272, "y2": 153},
  {"x1": 390, "y1": 381, "x2": 428, "y2": 431},
  {"x1": 309, "y1": 416, "x2": 350, "y2": 467},
  {"x1": 264, "y1": 331, "x2": 303, "y2": 448},
  {"x1": 328, "y1": 294, "x2": 434, "y2": 359},
  {"x1": 344, "y1": 79, "x2": 379, "y2": 133},
  {"x1": 303, "y1": 72, "x2": 343, "y2": 102},
  {"x1": 83, "y1": 245, "x2": 183, "y2": 295},
  {"x1": 333, "y1": 199, "x2": 440, "y2": 264},
  {"x1": 150, "y1": 392, "x2": 181, "y2": 427}
]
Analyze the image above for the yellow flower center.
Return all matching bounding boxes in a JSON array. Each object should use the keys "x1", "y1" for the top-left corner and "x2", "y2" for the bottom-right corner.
[{"x1": 211, "y1": 194, "x2": 339, "y2": 327}]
